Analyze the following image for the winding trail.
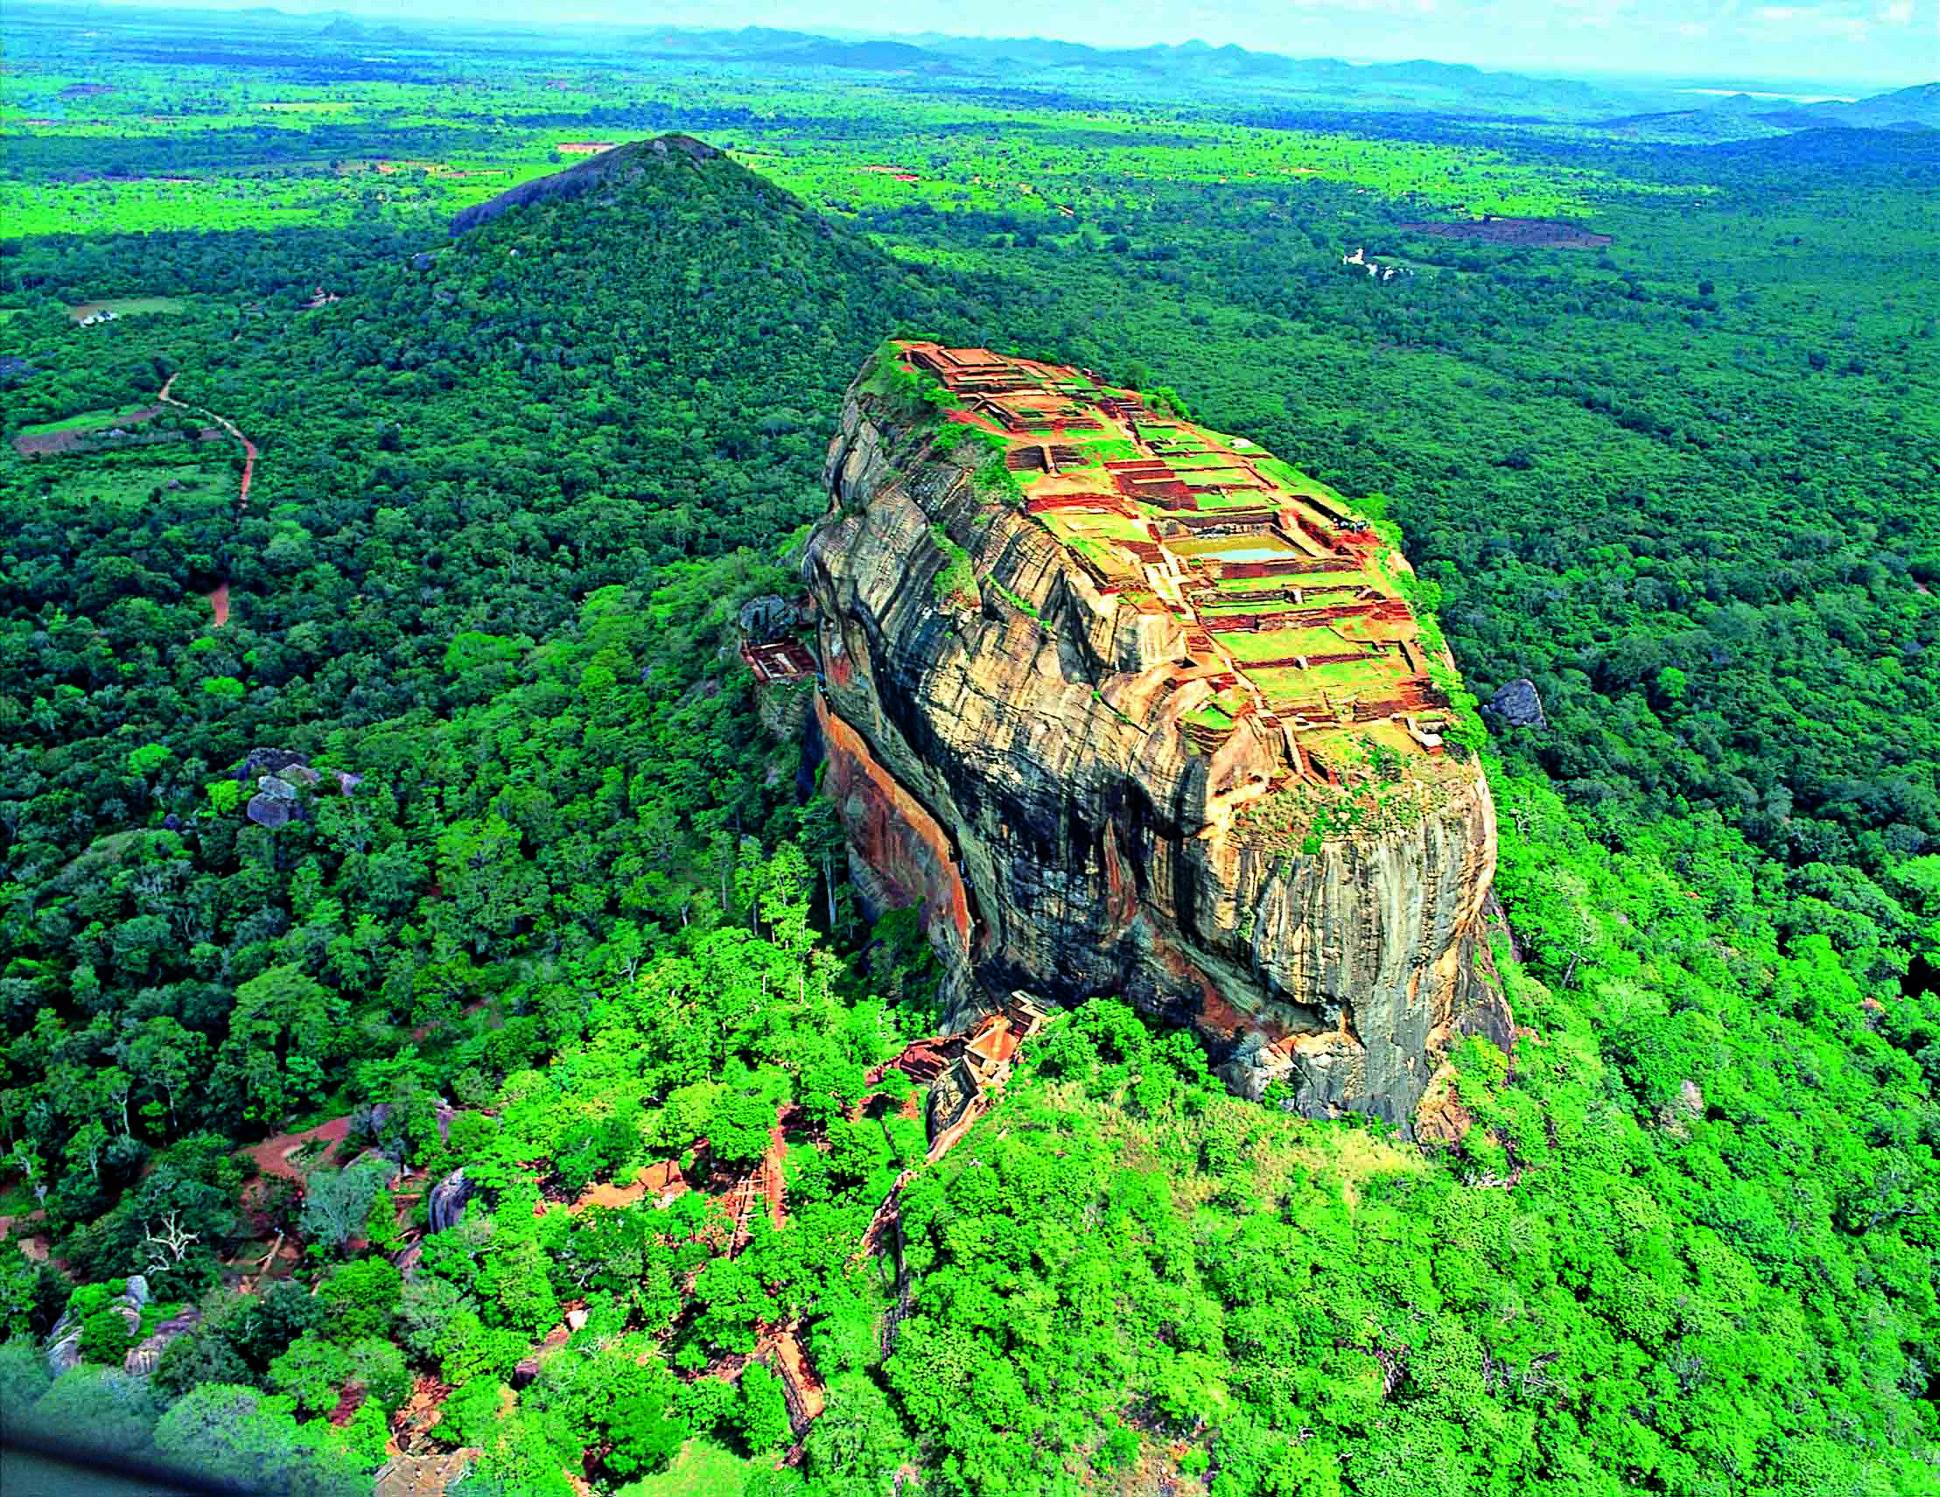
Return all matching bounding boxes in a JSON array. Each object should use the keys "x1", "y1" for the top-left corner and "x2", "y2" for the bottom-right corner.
[{"x1": 159, "y1": 372, "x2": 256, "y2": 627}]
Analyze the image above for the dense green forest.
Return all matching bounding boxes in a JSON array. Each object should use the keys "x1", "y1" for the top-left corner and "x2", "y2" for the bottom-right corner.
[{"x1": 2, "y1": 13, "x2": 1937, "y2": 1497}]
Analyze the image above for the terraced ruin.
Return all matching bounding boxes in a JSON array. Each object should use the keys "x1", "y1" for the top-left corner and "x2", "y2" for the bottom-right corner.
[{"x1": 895, "y1": 341, "x2": 1454, "y2": 786}]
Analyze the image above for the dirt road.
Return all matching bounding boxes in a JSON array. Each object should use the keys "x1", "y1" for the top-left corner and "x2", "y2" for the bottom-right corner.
[{"x1": 159, "y1": 372, "x2": 256, "y2": 626}]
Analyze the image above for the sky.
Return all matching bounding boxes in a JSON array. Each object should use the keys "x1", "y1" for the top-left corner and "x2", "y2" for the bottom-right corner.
[{"x1": 100, "y1": 0, "x2": 1940, "y2": 86}]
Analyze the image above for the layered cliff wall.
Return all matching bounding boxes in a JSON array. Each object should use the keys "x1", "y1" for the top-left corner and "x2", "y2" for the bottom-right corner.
[{"x1": 803, "y1": 344, "x2": 1511, "y2": 1129}]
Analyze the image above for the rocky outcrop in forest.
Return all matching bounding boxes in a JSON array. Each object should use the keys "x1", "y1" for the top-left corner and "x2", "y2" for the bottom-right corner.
[
  {"x1": 449, "y1": 134, "x2": 723, "y2": 235},
  {"x1": 804, "y1": 345, "x2": 1512, "y2": 1129}
]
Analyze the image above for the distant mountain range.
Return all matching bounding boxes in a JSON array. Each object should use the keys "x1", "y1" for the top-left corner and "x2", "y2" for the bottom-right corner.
[
  {"x1": 265, "y1": 10, "x2": 1939, "y2": 138},
  {"x1": 602, "y1": 26, "x2": 1934, "y2": 133},
  {"x1": 613, "y1": 26, "x2": 1653, "y2": 118},
  {"x1": 1603, "y1": 80, "x2": 1940, "y2": 140},
  {"x1": 1757, "y1": 80, "x2": 1940, "y2": 130}
]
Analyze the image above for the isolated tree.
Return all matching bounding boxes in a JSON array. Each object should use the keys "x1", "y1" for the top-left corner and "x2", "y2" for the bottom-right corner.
[{"x1": 300, "y1": 1157, "x2": 397, "y2": 1253}]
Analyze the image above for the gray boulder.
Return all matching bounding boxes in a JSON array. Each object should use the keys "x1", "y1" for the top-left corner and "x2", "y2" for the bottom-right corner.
[
  {"x1": 427, "y1": 1168, "x2": 471, "y2": 1233},
  {"x1": 44, "y1": 1275, "x2": 149, "y2": 1375},
  {"x1": 45, "y1": 1317, "x2": 81, "y2": 1376},
  {"x1": 246, "y1": 775, "x2": 303, "y2": 829},
  {"x1": 125, "y1": 1306, "x2": 200, "y2": 1377},
  {"x1": 1483, "y1": 678, "x2": 1546, "y2": 730}
]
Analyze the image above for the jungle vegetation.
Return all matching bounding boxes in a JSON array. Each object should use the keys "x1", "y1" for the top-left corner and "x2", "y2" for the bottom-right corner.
[{"x1": 1, "y1": 11, "x2": 1936, "y2": 1496}]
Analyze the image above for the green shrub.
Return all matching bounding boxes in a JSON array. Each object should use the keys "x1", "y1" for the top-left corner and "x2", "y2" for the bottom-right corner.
[
  {"x1": 78, "y1": 1309, "x2": 133, "y2": 1366},
  {"x1": 433, "y1": 1375, "x2": 509, "y2": 1449},
  {"x1": 321, "y1": 1258, "x2": 403, "y2": 1343},
  {"x1": 928, "y1": 525, "x2": 979, "y2": 609}
]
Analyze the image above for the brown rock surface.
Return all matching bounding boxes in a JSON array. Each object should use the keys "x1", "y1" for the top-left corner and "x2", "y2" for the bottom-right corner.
[{"x1": 804, "y1": 345, "x2": 1511, "y2": 1130}]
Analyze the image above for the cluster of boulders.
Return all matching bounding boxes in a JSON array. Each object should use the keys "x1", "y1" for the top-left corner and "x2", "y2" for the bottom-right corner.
[
  {"x1": 126, "y1": 1305, "x2": 203, "y2": 1376},
  {"x1": 44, "y1": 1274, "x2": 202, "y2": 1379},
  {"x1": 234, "y1": 747, "x2": 363, "y2": 829},
  {"x1": 44, "y1": 1276, "x2": 143, "y2": 1374},
  {"x1": 738, "y1": 593, "x2": 809, "y2": 644}
]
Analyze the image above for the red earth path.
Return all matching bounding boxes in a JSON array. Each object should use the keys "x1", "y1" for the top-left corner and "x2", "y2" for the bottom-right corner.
[
  {"x1": 246, "y1": 1113, "x2": 353, "y2": 1183},
  {"x1": 159, "y1": 372, "x2": 256, "y2": 627}
]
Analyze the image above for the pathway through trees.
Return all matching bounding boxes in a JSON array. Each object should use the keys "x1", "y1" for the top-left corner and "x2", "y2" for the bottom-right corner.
[
  {"x1": 246, "y1": 1114, "x2": 353, "y2": 1183},
  {"x1": 159, "y1": 371, "x2": 256, "y2": 628}
]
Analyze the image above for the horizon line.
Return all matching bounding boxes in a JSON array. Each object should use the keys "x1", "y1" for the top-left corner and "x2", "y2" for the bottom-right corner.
[{"x1": 16, "y1": 0, "x2": 1934, "y2": 95}]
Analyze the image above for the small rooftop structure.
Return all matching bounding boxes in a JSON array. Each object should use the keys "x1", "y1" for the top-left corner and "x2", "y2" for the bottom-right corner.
[
  {"x1": 964, "y1": 1017, "x2": 1020, "y2": 1076},
  {"x1": 926, "y1": 993, "x2": 1053, "y2": 1158},
  {"x1": 741, "y1": 639, "x2": 818, "y2": 684}
]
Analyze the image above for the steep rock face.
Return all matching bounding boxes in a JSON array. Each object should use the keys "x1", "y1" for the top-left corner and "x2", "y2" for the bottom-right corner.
[
  {"x1": 804, "y1": 350, "x2": 1511, "y2": 1128},
  {"x1": 816, "y1": 695, "x2": 975, "y2": 993}
]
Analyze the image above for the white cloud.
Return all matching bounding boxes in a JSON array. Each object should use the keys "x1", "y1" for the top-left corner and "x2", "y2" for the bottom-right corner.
[{"x1": 1752, "y1": 0, "x2": 1876, "y2": 35}]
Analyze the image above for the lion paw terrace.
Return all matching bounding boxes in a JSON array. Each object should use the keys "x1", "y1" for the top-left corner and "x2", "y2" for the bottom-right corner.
[{"x1": 894, "y1": 342, "x2": 1453, "y2": 776}]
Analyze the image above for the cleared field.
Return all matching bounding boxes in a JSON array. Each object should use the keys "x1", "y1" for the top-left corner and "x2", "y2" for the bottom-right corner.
[
  {"x1": 1183, "y1": 685, "x2": 1251, "y2": 731},
  {"x1": 10, "y1": 404, "x2": 200, "y2": 454},
  {"x1": 1255, "y1": 457, "x2": 1343, "y2": 498},
  {"x1": 67, "y1": 296, "x2": 185, "y2": 320},
  {"x1": 1300, "y1": 579, "x2": 1380, "y2": 603},
  {"x1": 42, "y1": 459, "x2": 228, "y2": 513},
  {"x1": 1252, "y1": 657, "x2": 1404, "y2": 700},
  {"x1": 1199, "y1": 596, "x2": 1283, "y2": 616},
  {"x1": 1213, "y1": 573, "x2": 1312, "y2": 594},
  {"x1": 1063, "y1": 534, "x2": 1137, "y2": 578},
  {"x1": 1327, "y1": 615, "x2": 1390, "y2": 643},
  {"x1": 1189, "y1": 490, "x2": 1274, "y2": 515},
  {"x1": 17, "y1": 403, "x2": 159, "y2": 435},
  {"x1": 1042, "y1": 510, "x2": 1149, "y2": 545}
]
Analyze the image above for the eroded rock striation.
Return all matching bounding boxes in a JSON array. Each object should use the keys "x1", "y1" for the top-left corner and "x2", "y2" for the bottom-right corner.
[{"x1": 804, "y1": 343, "x2": 1511, "y2": 1129}]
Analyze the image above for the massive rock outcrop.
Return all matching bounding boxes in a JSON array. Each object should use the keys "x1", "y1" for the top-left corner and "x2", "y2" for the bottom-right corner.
[{"x1": 804, "y1": 344, "x2": 1511, "y2": 1129}]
